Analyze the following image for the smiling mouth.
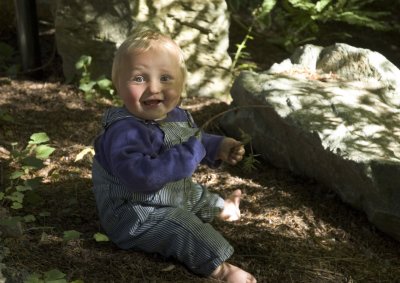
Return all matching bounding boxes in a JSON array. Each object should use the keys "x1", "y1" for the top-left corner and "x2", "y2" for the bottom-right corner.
[{"x1": 143, "y1": 99, "x2": 163, "y2": 106}]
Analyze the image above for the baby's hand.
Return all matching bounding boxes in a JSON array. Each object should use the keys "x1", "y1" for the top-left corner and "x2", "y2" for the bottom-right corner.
[{"x1": 217, "y1": 137, "x2": 245, "y2": 165}]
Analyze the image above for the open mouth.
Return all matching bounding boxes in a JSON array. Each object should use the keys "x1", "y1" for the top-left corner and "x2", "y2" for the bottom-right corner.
[{"x1": 143, "y1": 99, "x2": 163, "y2": 106}]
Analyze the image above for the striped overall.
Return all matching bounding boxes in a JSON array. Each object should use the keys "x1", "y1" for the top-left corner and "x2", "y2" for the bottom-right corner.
[{"x1": 92, "y1": 107, "x2": 234, "y2": 276}]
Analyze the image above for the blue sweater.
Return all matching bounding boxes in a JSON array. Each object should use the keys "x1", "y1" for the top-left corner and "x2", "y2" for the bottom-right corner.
[{"x1": 94, "y1": 107, "x2": 224, "y2": 193}]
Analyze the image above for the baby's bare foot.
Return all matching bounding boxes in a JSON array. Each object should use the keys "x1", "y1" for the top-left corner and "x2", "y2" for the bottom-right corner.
[
  {"x1": 219, "y1": 189, "x2": 242, "y2": 221},
  {"x1": 210, "y1": 262, "x2": 257, "y2": 283}
]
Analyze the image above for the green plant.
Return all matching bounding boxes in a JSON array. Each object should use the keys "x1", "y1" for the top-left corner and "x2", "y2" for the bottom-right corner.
[
  {"x1": 63, "y1": 230, "x2": 82, "y2": 241},
  {"x1": 93, "y1": 232, "x2": 109, "y2": 242},
  {"x1": 228, "y1": 0, "x2": 393, "y2": 52},
  {"x1": 24, "y1": 268, "x2": 83, "y2": 283},
  {"x1": 0, "y1": 41, "x2": 19, "y2": 76},
  {"x1": 75, "y1": 55, "x2": 115, "y2": 101},
  {"x1": 0, "y1": 133, "x2": 55, "y2": 211},
  {"x1": 0, "y1": 108, "x2": 13, "y2": 122},
  {"x1": 198, "y1": 105, "x2": 269, "y2": 172},
  {"x1": 230, "y1": 25, "x2": 255, "y2": 72},
  {"x1": 278, "y1": 0, "x2": 391, "y2": 50},
  {"x1": 238, "y1": 129, "x2": 261, "y2": 173}
]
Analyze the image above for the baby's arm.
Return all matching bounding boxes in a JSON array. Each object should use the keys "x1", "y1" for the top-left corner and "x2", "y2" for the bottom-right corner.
[
  {"x1": 201, "y1": 134, "x2": 245, "y2": 166},
  {"x1": 200, "y1": 133, "x2": 224, "y2": 167},
  {"x1": 98, "y1": 119, "x2": 206, "y2": 193}
]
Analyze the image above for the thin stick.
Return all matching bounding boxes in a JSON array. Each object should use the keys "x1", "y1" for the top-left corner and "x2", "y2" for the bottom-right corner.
[{"x1": 199, "y1": 104, "x2": 272, "y2": 132}]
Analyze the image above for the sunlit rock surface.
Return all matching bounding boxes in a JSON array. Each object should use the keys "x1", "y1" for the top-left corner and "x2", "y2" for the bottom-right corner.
[
  {"x1": 221, "y1": 43, "x2": 400, "y2": 241},
  {"x1": 54, "y1": 0, "x2": 232, "y2": 98}
]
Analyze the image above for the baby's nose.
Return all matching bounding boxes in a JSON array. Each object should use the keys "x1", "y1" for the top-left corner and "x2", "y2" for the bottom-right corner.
[{"x1": 148, "y1": 80, "x2": 161, "y2": 93}]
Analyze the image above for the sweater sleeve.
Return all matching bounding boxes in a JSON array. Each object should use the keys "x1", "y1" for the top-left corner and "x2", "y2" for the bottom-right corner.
[
  {"x1": 96, "y1": 119, "x2": 206, "y2": 193},
  {"x1": 201, "y1": 133, "x2": 224, "y2": 168}
]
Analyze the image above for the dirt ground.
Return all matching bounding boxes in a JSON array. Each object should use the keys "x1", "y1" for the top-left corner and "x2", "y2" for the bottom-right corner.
[
  {"x1": 1, "y1": 78, "x2": 400, "y2": 283},
  {"x1": 1, "y1": 7, "x2": 400, "y2": 283}
]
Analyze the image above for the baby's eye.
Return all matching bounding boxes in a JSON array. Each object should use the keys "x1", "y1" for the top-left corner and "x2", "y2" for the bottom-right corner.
[
  {"x1": 160, "y1": 75, "x2": 172, "y2": 82},
  {"x1": 132, "y1": 76, "x2": 145, "y2": 83}
]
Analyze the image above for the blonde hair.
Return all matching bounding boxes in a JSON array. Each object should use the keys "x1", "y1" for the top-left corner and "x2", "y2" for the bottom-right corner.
[{"x1": 112, "y1": 26, "x2": 187, "y2": 94}]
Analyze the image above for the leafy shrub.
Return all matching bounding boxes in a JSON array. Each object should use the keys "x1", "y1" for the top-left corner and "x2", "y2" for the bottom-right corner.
[
  {"x1": 0, "y1": 108, "x2": 13, "y2": 122},
  {"x1": 1, "y1": 133, "x2": 55, "y2": 210},
  {"x1": 228, "y1": 0, "x2": 393, "y2": 52},
  {"x1": 75, "y1": 55, "x2": 115, "y2": 101},
  {"x1": 0, "y1": 42, "x2": 19, "y2": 76},
  {"x1": 24, "y1": 268, "x2": 83, "y2": 283}
]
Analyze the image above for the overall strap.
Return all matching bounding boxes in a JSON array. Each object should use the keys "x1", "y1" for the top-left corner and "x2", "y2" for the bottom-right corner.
[
  {"x1": 184, "y1": 109, "x2": 197, "y2": 128},
  {"x1": 102, "y1": 107, "x2": 137, "y2": 130},
  {"x1": 94, "y1": 107, "x2": 144, "y2": 147}
]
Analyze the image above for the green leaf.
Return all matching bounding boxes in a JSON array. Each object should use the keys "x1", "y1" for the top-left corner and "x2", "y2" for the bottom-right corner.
[
  {"x1": 93, "y1": 232, "x2": 110, "y2": 242},
  {"x1": 44, "y1": 269, "x2": 66, "y2": 281},
  {"x1": 29, "y1": 132, "x2": 50, "y2": 145},
  {"x1": 107, "y1": 88, "x2": 115, "y2": 96},
  {"x1": 79, "y1": 81, "x2": 96, "y2": 92},
  {"x1": 0, "y1": 192, "x2": 4, "y2": 200},
  {"x1": 11, "y1": 149, "x2": 21, "y2": 159},
  {"x1": 315, "y1": 0, "x2": 331, "y2": 13},
  {"x1": 84, "y1": 92, "x2": 94, "y2": 101},
  {"x1": 96, "y1": 77, "x2": 112, "y2": 90},
  {"x1": 0, "y1": 216, "x2": 22, "y2": 226},
  {"x1": 24, "y1": 214, "x2": 36, "y2": 223},
  {"x1": 256, "y1": 0, "x2": 277, "y2": 23},
  {"x1": 260, "y1": 0, "x2": 277, "y2": 14},
  {"x1": 0, "y1": 109, "x2": 14, "y2": 122},
  {"x1": 35, "y1": 144, "x2": 55, "y2": 159},
  {"x1": 75, "y1": 55, "x2": 92, "y2": 70},
  {"x1": 6, "y1": 191, "x2": 24, "y2": 203},
  {"x1": 335, "y1": 11, "x2": 391, "y2": 30},
  {"x1": 288, "y1": 0, "x2": 315, "y2": 12},
  {"x1": 23, "y1": 272, "x2": 44, "y2": 283},
  {"x1": 16, "y1": 184, "x2": 33, "y2": 192},
  {"x1": 11, "y1": 202, "x2": 23, "y2": 209},
  {"x1": 22, "y1": 156, "x2": 45, "y2": 169},
  {"x1": 1, "y1": 113, "x2": 14, "y2": 122},
  {"x1": 63, "y1": 230, "x2": 81, "y2": 241},
  {"x1": 26, "y1": 177, "x2": 42, "y2": 189},
  {"x1": 10, "y1": 170, "x2": 23, "y2": 179},
  {"x1": 242, "y1": 154, "x2": 261, "y2": 173}
]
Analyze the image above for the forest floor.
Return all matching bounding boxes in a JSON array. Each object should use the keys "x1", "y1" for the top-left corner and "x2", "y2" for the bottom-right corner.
[
  {"x1": 2, "y1": 78, "x2": 400, "y2": 283},
  {"x1": 2, "y1": 75, "x2": 400, "y2": 283},
  {"x1": 1, "y1": 7, "x2": 400, "y2": 283}
]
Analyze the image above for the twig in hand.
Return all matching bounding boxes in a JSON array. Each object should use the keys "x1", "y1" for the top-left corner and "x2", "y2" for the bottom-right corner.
[
  {"x1": 198, "y1": 104, "x2": 271, "y2": 172},
  {"x1": 198, "y1": 104, "x2": 272, "y2": 132}
]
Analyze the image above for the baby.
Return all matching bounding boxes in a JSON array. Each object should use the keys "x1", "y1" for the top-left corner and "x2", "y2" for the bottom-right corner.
[{"x1": 92, "y1": 26, "x2": 256, "y2": 283}]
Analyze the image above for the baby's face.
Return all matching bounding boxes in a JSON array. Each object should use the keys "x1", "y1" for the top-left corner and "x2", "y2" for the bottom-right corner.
[{"x1": 117, "y1": 46, "x2": 183, "y2": 121}]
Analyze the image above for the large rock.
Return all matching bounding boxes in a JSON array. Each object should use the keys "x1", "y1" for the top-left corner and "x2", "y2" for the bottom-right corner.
[
  {"x1": 54, "y1": 0, "x2": 232, "y2": 97},
  {"x1": 54, "y1": 0, "x2": 134, "y2": 82},
  {"x1": 221, "y1": 43, "x2": 400, "y2": 241}
]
